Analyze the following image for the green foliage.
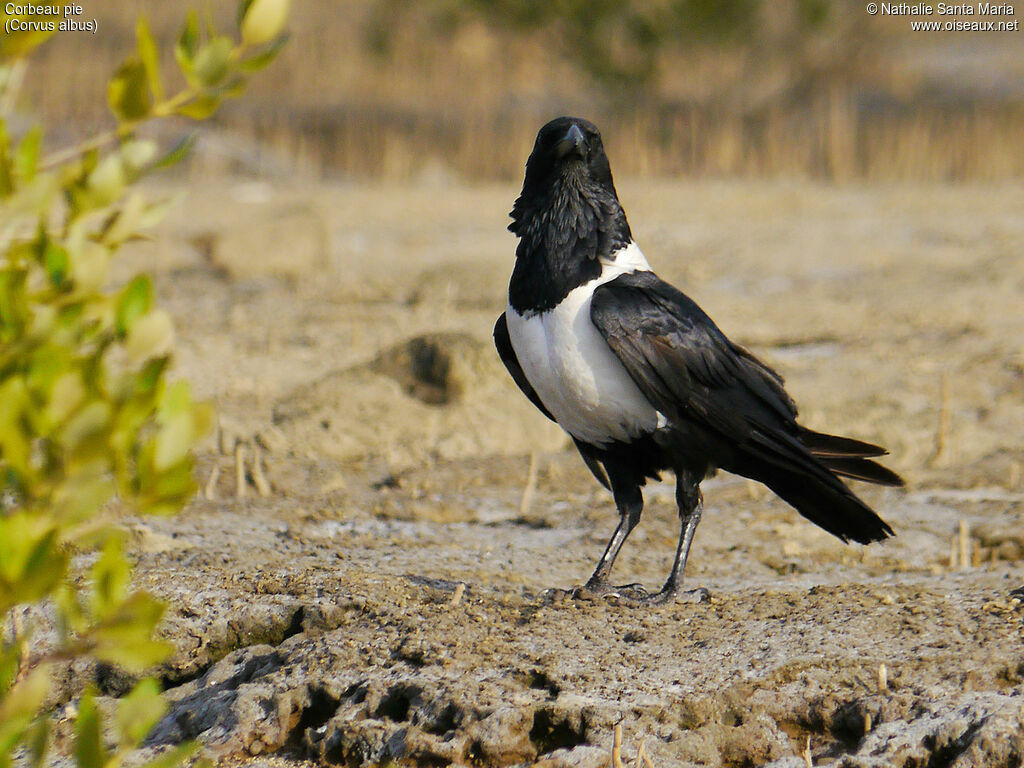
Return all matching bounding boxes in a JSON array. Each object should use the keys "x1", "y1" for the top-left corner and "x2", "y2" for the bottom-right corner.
[
  {"x1": 239, "y1": 0, "x2": 291, "y2": 46},
  {"x1": 0, "y1": 1, "x2": 288, "y2": 767}
]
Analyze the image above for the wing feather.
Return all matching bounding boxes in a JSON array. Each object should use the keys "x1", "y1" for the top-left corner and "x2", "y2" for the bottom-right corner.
[
  {"x1": 590, "y1": 272, "x2": 798, "y2": 454},
  {"x1": 590, "y1": 271, "x2": 900, "y2": 544}
]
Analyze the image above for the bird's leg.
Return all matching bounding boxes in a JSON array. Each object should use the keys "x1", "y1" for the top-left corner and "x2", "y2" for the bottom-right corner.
[
  {"x1": 650, "y1": 471, "x2": 709, "y2": 604},
  {"x1": 582, "y1": 482, "x2": 643, "y2": 594}
]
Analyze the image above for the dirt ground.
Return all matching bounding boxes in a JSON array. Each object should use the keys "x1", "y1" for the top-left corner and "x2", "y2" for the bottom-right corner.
[{"x1": 80, "y1": 175, "x2": 1024, "y2": 767}]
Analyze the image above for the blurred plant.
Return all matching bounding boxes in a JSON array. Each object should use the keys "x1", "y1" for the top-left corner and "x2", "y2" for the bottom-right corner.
[
  {"x1": 0, "y1": 0, "x2": 288, "y2": 766},
  {"x1": 370, "y1": 0, "x2": 833, "y2": 87}
]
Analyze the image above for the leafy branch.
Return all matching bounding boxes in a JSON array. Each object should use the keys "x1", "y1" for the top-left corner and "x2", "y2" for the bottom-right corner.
[
  {"x1": 41, "y1": 8, "x2": 289, "y2": 171},
  {"x1": 0, "y1": 1, "x2": 290, "y2": 767}
]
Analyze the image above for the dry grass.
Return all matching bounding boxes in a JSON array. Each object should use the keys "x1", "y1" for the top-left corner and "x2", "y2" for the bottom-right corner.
[
  {"x1": 19, "y1": 0, "x2": 1024, "y2": 180},
  {"x1": 231, "y1": 96, "x2": 1024, "y2": 181}
]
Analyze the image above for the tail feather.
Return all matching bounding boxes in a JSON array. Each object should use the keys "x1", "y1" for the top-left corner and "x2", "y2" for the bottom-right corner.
[
  {"x1": 798, "y1": 427, "x2": 889, "y2": 459},
  {"x1": 737, "y1": 426, "x2": 902, "y2": 545},
  {"x1": 821, "y1": 456, "x2": 904, "y2": 487},
  {"x1": 763, "y1": 469, "x2": 895, "y2": 545}
]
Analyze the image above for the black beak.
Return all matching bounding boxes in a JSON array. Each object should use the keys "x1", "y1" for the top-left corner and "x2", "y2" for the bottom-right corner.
[{"x1": 556, "y1": 123, "x2": 586, "y2": 159}]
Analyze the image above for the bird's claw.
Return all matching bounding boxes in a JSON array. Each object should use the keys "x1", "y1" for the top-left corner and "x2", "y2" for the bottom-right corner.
[
  {"x1": 658, "y1": 586, "x2": 711, "y2": 605},
  {"x1": 544, "y1": 581, "x2": 710, "y2": 605},
  {"x1": 578, "y1": 581, "x2": 650, "y2": 601},
  {"x1": 616, "y1": 585, "x2": 710, "y2": 605}
]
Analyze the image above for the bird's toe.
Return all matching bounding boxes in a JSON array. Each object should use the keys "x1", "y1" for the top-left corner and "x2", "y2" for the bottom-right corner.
[
  {"x1": 608, "y1": 582, "x2": 651, "y2": 600},
  {"x1": 543, "y1": 582, "x2": 709, "y2": 606},
  {"x1": 539, "y1": 586, "x2": 577, "y2": 604},
  {"x1": 649, "y1": 586, "x2": 711, "y2": 605}
]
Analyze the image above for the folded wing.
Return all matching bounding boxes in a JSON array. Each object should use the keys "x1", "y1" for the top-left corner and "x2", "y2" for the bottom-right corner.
[{"x1": 590, "y1": 271, "x2": 900, "y2": 544}]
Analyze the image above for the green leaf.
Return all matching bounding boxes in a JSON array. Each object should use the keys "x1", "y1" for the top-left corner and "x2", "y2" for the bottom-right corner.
[
  {"x1": 57, "y1": 400, "x2": 111, "y2": 452},
  {"x1": 0, "y1": 377, "x2": 30, "y2": 479},
  {"x1": 0, "y1": 266, "x2": 29, "y2": 339},
  {"x1": 108, "y1": 59, "x2": 153, "y2": 123},
  {"x1": 121, "y1": 140, "x2": 158, "y2": 175},
  {"x1": 0, "y1": 640, "x2": 21, "y2": 695},
  {"x1": 0, "y1": 665, "x2": 51, "y2": 752},
  {"x1": 26, "y1": 342, "x2": 66, "y2": 404},
  {"x1": 116, "y1": 678, "x2": 165, "y2": 745},
  {"x1": 24, "y1": 716, "x2": 49, "y2": 768},
  {"x1": 73, "y1": 689, "x2": 108, "y2": 768},
  {"x1": 89, "y1": 535, "x2": 131, "y2": 619},
  {"x1": 125, "y1": 309, "x2": 174, "y2": 362},
  {"x1": 151, "y1": 458, "x2": 197, "y2": 505},
  {"x1": 236, "y1": 0, "x2": 257, "y2": 28},
  {"x1": 139, "y1": 357, "x2": 170, "y2": 394},
  {"x1": 153, "y1": 412, "x2": 193, "y2": 472},
  {"x1": 135, "y1": 16, "x2": 164, "y2": 102},
  {"x1": 45, "y1": 370, "x2": 85, "y2": 426},
  {"x1": 53, "y1": 475, "x2": 116, "y2": 524},
  {"x1": 0, "y1": 11, "x2": 58, "y2": 60},
  {"x1": 138, "y1": 742, "x2": 201, "y2": 768},
  {"x1": 238, "y1": 33, "x2": 289, "y2": 72},
  {"x1": 27, "y1": 301, "x2": 56, "y2": 339},
  {"x1": 0, "y1": 120, "x2": 11, "y2": 195},
  {"x1": 0, "y1": 664, "x2": 50, "y2": 718},
  {"x1": 100, "y1": 190, "x2": 147, "y2": 245},
  {"x1": 41, "y1": 240, "x2": 69, "y2": 287},
  {"x1": 175, "y1": 95, "x2": 221, "y2": 121},
  {"x1": 86, "y1": 153, "x2": 126, "y2": 207},
  {"x1": 160, "y1": 379, "x2": 192, "y2": 418},
  {"x1": 109, "y1": 391, "x2": 158, "y2": 462},
  {"x1": 153, "y1": 134, "x2": 195, "y2": 169},
  {"x1": 0, "y1": 514, "x2": 66, "y2": 609},
  {"x1": 194, "y1": 400, "x2": 214, "y2": 442},
  {"x1": 90, "y1": 592, "x2": 170, "y2": 671},
  {"x1": 14, "y1": 127, "x2": 41, "y2": 183},
  {"x1": 69, "y1": 242, "x2": 111, "y2": 293},
  {"x1": 208, "y1": 73, "x2": 248, "y2": 100},
  {"x1": 174, "y1": 11, "x2": 199, "y2": 74},
  {"x1": 137, "y1": 192, "x2": 185, "y2": 230},
  {"x1": 116, "y1": 276, "x2": 153, "y2": 336},
  {"x1": 192, "y1": 37, "x2": 233, "y2": 87},
  {"x1": 240, "y1": 0, "x2": 290, "y2": 46}
]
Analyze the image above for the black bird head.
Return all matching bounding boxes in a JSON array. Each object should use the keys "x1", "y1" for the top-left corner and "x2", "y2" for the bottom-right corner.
[
  {"x1": 507, "y1": 118, "x2": 633, "y2": 313},
  {"x1": 518, "y1": 117, "x2": 617, "y2": 200}
]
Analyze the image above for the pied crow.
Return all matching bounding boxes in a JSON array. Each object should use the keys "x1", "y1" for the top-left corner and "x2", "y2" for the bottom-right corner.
[{"x1": 494, "y1": 116, "x2": 903, "y2": 604}]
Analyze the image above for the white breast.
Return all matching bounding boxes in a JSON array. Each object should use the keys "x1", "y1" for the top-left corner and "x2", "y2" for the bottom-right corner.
[{"x1": 506, "y1": 242, "x2": 666, "y2": 446}]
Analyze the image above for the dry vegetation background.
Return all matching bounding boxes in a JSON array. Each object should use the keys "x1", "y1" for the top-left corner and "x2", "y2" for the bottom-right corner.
[{"x1": 21, "y1": 0, "x2": 1024, "y2": 181}]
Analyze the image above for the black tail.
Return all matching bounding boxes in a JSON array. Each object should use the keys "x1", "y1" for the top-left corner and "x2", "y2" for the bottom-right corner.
[
  {"x1": 819, "y1": 457, "x2": 903, "y2": 486},
  {"x1": 798, "y1": 427, "x2": 904, "y2": 488},
  {"x1": 797, "y1": 427, "x2": 888, "y2": 457},
  {"x1": 762, "y1": 467, "x2": 895, "y2": 545},
  {"x1": 734, "y1": 426, "x2": 902, "y2": 545}
]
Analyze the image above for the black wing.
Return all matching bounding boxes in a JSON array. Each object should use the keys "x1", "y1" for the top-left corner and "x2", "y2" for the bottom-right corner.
[
  {"x1": 493, "y1": 313, "x2": 610, "y2": 490},
  {"x1": 590, "y1": 271, "x2": 899, "y2": 544}
]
